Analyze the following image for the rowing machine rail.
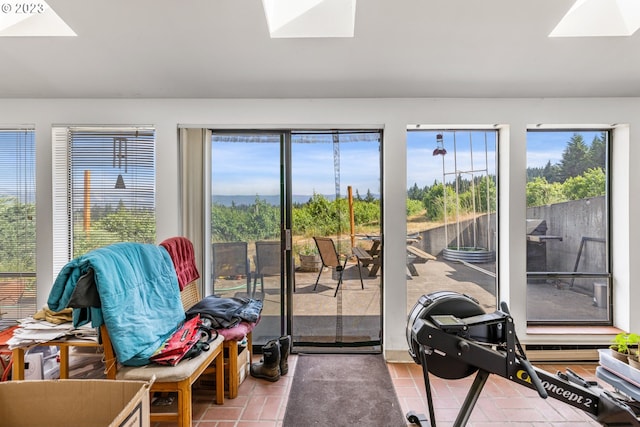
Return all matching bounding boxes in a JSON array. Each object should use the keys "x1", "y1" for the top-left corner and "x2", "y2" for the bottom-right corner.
[{"x1": 406, "y1": 291, "x2": 640, "y2": 426}]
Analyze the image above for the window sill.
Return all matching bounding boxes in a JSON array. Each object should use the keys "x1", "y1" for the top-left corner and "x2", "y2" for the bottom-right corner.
[
  {"x1": 527, "y1": 325, "x2": 622, "y2": 335},
  {"x1": 525, "y1": 326, "x2": 622, "y2": 361}
]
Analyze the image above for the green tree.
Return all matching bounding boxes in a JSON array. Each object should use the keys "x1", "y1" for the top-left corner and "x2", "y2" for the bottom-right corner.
[
  {"x1": 559, "y1": 133, "x2": 589, "y2": 181},
  {"x1": 422, "y1": 183, "x2": 457, "y2": 221},
  {"x1": 291, "y1": 193, "x2": 336, "y2": 236},
  {"x1": 407, "y1": 183, "x2": 424, "y2": 201},
  {"x1": 543, "y1": 160, "x2": 562, "y2": 183},
  {"x1": 364, "y1": 189, "x2": 376, "y2": 203},
  {"x1": 406, "y1": 199, "x2": 423, "y2": 216},
  {"x1": 562, "y1": 167, "x2": 606, "y2": 200},
  {"x1": 588, "y1": 133, "x2": 607, "y2": 170},
  {"x1": 527, "y1": 166, "x2": 544, "y2": 181},
  {"x1": 476, "y1": 176, "x2": 497, "y2": 212},
  {"x1": 526, "y1": 177, "x2": 564, "y2": 207},
  {"x1": 93, "y1": 205, "x2": 155, "y2": 243},
  {"x1": 0, "y1": 197, "x2": 36, "y2": 271},
  {"x1": 246, "y1": 197, "x2": 280, "y2": 240},
  {"x1": 353, "y1": 199, "x2": 379, "y2": 226}
]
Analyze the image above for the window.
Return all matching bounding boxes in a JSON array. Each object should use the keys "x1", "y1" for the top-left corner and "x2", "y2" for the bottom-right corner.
[
  {"x1": 526, "y1": 129, "x2": 610, "y2": 324},
  {"x1": 406, "y1": 128, "x2": 498, "y2": 315},
  {"x1": 52, "y1": 126, "x2": 156, "y2": 272},
  {"x1": 0, "y1": 128, "x2": 36, "y2": 326}
]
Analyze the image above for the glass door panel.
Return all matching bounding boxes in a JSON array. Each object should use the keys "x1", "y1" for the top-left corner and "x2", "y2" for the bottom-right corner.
[
  {"x1": 290, "y1": 130, "x2": 382, "y2": 352},
  {"x1": 211, "y1": 132, "x2": 284, "y2": 346}
]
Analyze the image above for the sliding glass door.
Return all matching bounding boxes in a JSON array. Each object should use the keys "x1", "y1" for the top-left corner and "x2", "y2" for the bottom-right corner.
[{"x1": 210, "y1": 129, "x2": 382, "y2": 352}]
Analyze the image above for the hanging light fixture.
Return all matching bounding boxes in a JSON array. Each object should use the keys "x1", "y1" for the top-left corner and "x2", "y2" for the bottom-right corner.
[{"x1": 433, "y1": 133, "x2": 447, "y2": 156}]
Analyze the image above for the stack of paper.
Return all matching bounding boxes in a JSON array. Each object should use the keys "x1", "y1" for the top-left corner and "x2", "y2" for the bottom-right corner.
[{"x1": 7, "y1": 317, "x2": 98, "y2": 349}]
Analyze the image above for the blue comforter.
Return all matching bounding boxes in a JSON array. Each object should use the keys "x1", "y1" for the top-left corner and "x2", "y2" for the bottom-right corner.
[{"x1": 47, "y1": 242, "x2": 185, "y2": 366}]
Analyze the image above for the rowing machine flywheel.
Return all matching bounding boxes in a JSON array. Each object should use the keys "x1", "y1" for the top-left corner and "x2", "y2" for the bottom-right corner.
[{"x1": 407, "y1": 291, "x2": 487, "y2": 380}]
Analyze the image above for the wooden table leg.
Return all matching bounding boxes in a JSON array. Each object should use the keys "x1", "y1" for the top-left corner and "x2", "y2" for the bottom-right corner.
[
  {"x1": 58, "y1": 345, "x2": 70, "y2": 379},
  {"x1": 215, "y1": 348, "x2": 224, "y2": 405},
  {"x1": 227, "y1": 341, "x2": 238, "y2": 399},
  {"x1": 11, "y1": 348, "x2": 25, "y2": 380}
]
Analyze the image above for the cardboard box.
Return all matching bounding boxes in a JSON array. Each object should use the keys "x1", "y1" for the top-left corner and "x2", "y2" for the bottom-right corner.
[{"x1": 0, "y1": 379, "x2": 151, "y2": 427}]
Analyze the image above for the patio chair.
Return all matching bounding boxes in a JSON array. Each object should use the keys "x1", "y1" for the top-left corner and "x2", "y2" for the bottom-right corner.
[
  {"x1": 212, "y1": 242, "x2": 251, "y2": 295},
  {"x1": 253, "y1": 240, "x2": 281, "y2": 297},
  {"x1": 313, "y1": 237, "x2": 364, "y2": 297}
]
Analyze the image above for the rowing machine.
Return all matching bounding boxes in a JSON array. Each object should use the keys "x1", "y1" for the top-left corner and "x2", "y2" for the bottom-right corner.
[{"x1": 406, "y1": 291, "x2": 640, "y2": 426}]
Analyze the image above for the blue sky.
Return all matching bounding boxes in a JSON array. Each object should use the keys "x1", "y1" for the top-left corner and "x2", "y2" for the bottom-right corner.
[
  {"x1": 407, "y1": 130, "x2": 497, "y2": 187},
  {"x1": 526, "y1": 130, "x2": 602, "y2": 169},
  {"x1": 211, "y1": 134, "x2": 381, "y2": 197},
  {"x1": 407, "y1": 130, "x2": 603, "y2": 188}
]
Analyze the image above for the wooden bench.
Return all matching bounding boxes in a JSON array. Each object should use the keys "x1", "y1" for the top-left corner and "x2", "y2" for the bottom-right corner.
[
  {"x1": 213, "y1": 323, "x2": 253, "y2": 398},
  {"x1": 352, "y1": 247, "x2": 373, "y2": 263},
  {"x1": 406, "y1": 245, "x2": 436, "y2": 276},
  {"x1": 99, "y1": 280, "x2": 227, "y2": 427},
  {"x1": 101, "y1": 324, "x2": 225, "y2": 427},
  {"x1": 180, "y1": 281, "x2": 254, "y2": 399},
  {"x1": 352, "y1": 246, "x2": 380, "y2": 277}
]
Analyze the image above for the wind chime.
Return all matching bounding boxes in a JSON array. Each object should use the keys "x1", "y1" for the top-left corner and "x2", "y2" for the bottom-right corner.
[
  {"x1": 434, "y1": 130, "x2": 495, "y2": 263},
  {"x1": 432, "y1": 133, "x2": 449, "y2": 248},
  {"x1": 113, "y1": 137, "x2": 127, "y2": 189}
]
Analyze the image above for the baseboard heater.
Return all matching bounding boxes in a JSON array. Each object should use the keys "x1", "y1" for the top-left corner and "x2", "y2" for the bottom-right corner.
[{"x1": 524, "y1": 344, "x2": 604, "y2": 362}]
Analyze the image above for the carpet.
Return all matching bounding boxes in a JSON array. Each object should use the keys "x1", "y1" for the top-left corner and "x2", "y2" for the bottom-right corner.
[{"x1": 283, "y1": 354, "x2": 406, "y2": 427}]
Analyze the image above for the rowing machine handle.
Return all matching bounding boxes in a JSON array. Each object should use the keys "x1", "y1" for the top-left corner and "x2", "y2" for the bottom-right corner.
[
  {"x1": 519, "y1": 357, "x2": 548, "y2": 398},
  {"x1": 500, "y1": 301, "x2": 510, "y2": 314},
  {"x1": 500, "y1": 301, "x2": 548, "y2": 399}
]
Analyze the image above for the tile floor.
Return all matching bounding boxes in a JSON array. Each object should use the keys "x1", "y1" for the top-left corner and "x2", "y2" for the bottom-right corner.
[{"x1": 176, "y1": 355, "x2": 610, "y2": 427}]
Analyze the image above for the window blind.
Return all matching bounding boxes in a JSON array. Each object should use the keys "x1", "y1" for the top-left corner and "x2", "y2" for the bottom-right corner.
[
  {"x1": 52, "y1": 126, "x2": 156, "y2": 266},
  {"x1": 0, "y1": 127, "x2": 36, "y2": 323}
]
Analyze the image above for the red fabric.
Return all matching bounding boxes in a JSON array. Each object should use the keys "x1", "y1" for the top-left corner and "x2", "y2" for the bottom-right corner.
[
  {"x1": 217, "y1": 321, "x2": 256, "y2": 341},
  {"x1": 160, "y1": 236, "x2": 200, "y2": 291},
  {"x1": 150, "y1": 314, "x2": 202, "y2": 366}
]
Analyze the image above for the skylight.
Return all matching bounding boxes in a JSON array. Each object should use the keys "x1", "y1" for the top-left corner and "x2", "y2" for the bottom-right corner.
[
  {"x1": 261, "y1": 0, "x2": 356, "y2": 38},
  {"x1": 0, "y1": 1, "x2": 76, "y2": 37},
  {"x1": 550, "y1": 0, "x2": 640, "y2": 37}
]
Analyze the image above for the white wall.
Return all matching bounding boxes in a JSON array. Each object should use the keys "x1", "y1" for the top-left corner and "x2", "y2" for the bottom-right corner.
[{"x1": 2, "y1": 97, "x2": 638, "y2": 360}]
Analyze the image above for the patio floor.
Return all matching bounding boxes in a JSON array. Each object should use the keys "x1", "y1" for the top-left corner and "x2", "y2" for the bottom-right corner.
[{"x1": 235, "y1": 252, "x2": 606, "y2": 349}]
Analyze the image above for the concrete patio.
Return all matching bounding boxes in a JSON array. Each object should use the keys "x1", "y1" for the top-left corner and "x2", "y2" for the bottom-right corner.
[{"x1": 234, "y1": 253, "x2": 608, "y2": 349}]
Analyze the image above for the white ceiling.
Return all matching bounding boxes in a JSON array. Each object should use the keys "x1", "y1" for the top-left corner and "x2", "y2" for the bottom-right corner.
[{"x1": 1, "y1": 0, "x2": 639, "y2": 99}]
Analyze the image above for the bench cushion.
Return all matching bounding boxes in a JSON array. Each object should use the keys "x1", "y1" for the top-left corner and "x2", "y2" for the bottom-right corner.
[
  {"x1": 217, "y1": 321, "x2": 255, "y2": 342},
  {"x1": 116, "y1": 335, "x2": 224, "y2": 382}
]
